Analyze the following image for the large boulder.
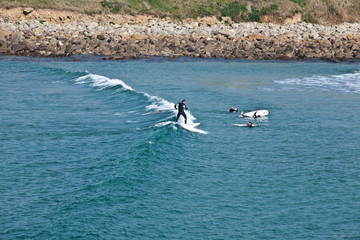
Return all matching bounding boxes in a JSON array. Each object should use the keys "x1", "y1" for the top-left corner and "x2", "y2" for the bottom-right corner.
[{"x1": 12, "y1": 44, "x2": 26, "y2": 52}]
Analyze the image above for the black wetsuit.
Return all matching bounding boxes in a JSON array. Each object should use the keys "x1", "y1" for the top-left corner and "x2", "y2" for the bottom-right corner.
[
  {"x1": 229, "y1": 108, "x2": 238, "y2": 113},
  {"x1": 253, "y1": 112, "x2": 258, "y2": 118},
  {"x1": 175, "y1": 102, "x2": 188, "y2": 124}
]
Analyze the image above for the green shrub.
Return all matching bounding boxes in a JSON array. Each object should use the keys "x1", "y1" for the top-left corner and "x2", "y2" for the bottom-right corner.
[
  {"x1": 100, "y1": 1, "x2": 123, "y2": 13},
  {"x1": 244, "y1": 6, "x2": 261, "y2": 22},
  {"x1": 240, "y1": 3, "x2": 247, "y2": 12},
  {"x1": 197, "y1": 4, "x2": 214, "y2": 17},
  {"x1": 269, "y1": 4, "x2": 278, "y2": 11},
  {"x1": 174, "y1": 15, "x2": 182, "y2": 21},
  {"x1": 220, "y1": 1, "x2": 241, "y2": 20},
  {"x1": 241, "y1": 4, "x2": 278, "y2": 22},
  {"x1": 303, "y1": 12, "x2": 318, "y2": 24},
  {"x1": 84, "y1": 10, "x2": 97, "y2": 15},
  {"x1": 290, "y1": 0, "x2": 307, "y2": 8},
  {"x1": 216, "y1": 1, "x2": 224, "y2": 7},
  {"x1": 101, "y1": 0, "x2": 111, "y2": 8},
  {"x1": 111, "y1": 5, "x2": 121, "y2": 13}
]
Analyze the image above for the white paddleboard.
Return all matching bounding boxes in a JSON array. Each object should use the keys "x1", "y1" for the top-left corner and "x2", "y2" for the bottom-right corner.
[
  {"x1": 233, "y1": 124, "x2": 260, "y2": 127},
  {"x1": 241, "y1": 110, "x2": 269, "y2": 118}
]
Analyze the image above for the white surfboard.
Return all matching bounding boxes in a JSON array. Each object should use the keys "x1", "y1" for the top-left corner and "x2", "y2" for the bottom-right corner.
[
  {"x1": 178, "y1": 122, "x2": 207, "y2": 134},
  {"x1": 241, "y1": 110, "x2": 269, "y2": 118},
  {"x1": 179, "y1": 122, "x2": 200, "y2": 128},
  {"x1": 233, "y1": 124, "x2": 260, "y2": 127}
]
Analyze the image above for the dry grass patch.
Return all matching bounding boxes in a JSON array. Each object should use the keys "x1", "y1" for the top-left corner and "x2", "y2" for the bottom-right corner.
[{"x1": 0, "y1": 0, "x2": 359, "y2": 23}]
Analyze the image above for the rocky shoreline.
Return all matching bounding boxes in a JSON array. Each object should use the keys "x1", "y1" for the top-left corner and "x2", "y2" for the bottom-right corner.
[{"x1": 1, "y1": 13, "x2": 360, "y2": 61}]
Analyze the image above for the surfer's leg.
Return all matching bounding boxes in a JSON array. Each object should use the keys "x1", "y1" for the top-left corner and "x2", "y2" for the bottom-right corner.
[
  {"x1": 182, "y1": 112, "x2": 187, "y2": 124},
  {"x1": 176, "y1": 112, "x2": 181, "y2": 122}
]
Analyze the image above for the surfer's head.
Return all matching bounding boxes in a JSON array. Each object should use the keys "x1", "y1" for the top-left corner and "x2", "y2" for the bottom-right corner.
[{"x1": 182, "y1": 99, "x2": 186, "y2": 103}]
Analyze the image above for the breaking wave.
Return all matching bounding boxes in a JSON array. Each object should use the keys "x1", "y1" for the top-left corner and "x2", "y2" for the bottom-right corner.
[{"x1": 74, "y1": 74, "x2": 207, "y2": 134}]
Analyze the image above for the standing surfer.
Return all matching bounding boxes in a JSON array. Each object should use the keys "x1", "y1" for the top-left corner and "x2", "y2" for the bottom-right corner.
[{"x1": 175, "y1": 99, "x2": 189, "y2": 124}]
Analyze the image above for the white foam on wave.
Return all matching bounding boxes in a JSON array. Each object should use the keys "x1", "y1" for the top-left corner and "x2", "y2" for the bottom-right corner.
[
  {"x1": 275, "y1": 72, "x2": 360, "y2": 93},
  {"x1": 155, "y1": 121, "x2": 173, "y2": 127},
  {"x1": 75, "y1": 74, "x2": 133, "y2": 91},
  {"x1": 75, "y1": 74, "x2": 207, "y2": 134},
  {"x1": 114, "y1": 112, "x2": 125, "y2": 117},
  {"x1": 155, "y1": 121, "x2": 208, "y2": 134},
  {"x1": 144, "y1": 93, "x2": 175, "y2": 112}
]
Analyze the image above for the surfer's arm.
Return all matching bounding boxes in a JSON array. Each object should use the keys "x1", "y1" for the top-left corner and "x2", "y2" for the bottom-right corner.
[
  {"x1": 174, "y1": 103, "x2": 177, "y2": 109},
  {"x1": 185, "y1": 104, "x2": 189, "y2": 110}
]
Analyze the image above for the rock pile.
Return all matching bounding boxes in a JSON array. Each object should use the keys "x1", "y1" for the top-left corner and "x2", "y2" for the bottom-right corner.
[{"x1": 1, "y1": 18, "x2": 360, "y2": 61}]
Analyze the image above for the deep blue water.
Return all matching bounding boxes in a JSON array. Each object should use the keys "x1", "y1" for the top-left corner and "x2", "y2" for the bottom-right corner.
[{"x1": 1, "y1": 56, "x2": 359, "y2": 239}]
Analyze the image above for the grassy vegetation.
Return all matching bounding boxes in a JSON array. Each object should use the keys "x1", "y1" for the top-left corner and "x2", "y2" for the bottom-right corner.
[
  {"x1": 302, "y1": 12, "x2": 318, "y2": 24},
  {"x1": 290, "y1": 0, "x2": 306, "y2": 8},
  {"x1": 241, "y1": 4, "x2": 279, "y2": 22},
  {"x1": 0, "y1": 0, "x2": 102, "y2": 13},
  {"x1": 1, "y1": 0, "x2": 360, "y2": 24}
]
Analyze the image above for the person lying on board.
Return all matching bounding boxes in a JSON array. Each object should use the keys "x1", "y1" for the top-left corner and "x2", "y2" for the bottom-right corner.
[
  {"x1": 229, "y1": 106, "x2": 238, "y2": 113},
  {"x1": 240, "y1": 110, "x2": 261, "y2": 118},
  {"x1": 247, "y1": 121, "x2": 253, "y2": 128},
  {"x1": 174, "y1": 99, "x2": 189, "y2": 124},
  {"x1": 253, "y1": 110, "x2": 261, "y2": 118}
]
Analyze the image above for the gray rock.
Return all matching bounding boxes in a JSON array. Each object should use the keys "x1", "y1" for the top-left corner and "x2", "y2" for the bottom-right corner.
[
  {"x1": 23, "y1": 8, "x2": 34, "y2": 15},
  {"x1": 12, "y1": 43, "x2": 26, "y2": 52},
  {"x1": 97, "y1": 34, "x2": 106, "y2": 41}
]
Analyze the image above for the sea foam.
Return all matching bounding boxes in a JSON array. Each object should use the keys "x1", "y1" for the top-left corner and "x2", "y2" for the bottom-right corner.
[{"x1": 275, "y1": 71, "x2": 360, "y2": 93}]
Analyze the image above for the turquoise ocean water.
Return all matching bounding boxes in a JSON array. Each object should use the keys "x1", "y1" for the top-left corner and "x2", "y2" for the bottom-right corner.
[{"x1": 1, "y1": 56, "x2": 359, "y2": 239}]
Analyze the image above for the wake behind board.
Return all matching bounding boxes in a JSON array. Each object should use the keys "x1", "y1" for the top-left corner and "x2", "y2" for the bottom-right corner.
[
  {"x1": 241, "y1": 110, "x2": 269, "y2": 118},
  {"x1": 233, "y1": 124, "x2": 260, "y2": 127},
  {"x1": 156, "y1": 109, "x2": 175, "y2": 113},
  {"x1": 179, "y1": 122, "x2": 200, "y2": 127}
]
